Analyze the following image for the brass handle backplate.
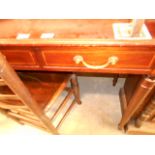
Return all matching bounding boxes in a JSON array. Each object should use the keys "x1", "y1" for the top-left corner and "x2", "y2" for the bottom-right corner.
[{"x1": 73, "y1": 55, "x2": 119, "y2": 69}]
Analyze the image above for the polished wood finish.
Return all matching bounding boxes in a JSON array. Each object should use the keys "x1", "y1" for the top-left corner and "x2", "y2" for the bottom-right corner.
[
  {"x1": 120, "y1": 75, "x2": 155, "y2": 131},
  {"x1": 51, "y1": 89, "x2": 74, "y2": 122},
  {"x1": 123, "y1": 75, "x2": 142, "y2": 104},
  {"x1": 119, "y1": 75, "x2": 155, "y2": 133},
  {"x1": 39, "y1": 46, "x2": 154, "y2": 74},
  {"x1": 119, "y1": 77, "x2": 155, "y2": 129},
  {"x1": 0, "y1": 20, "x2": 154, "y2": 75},
  {"x1": 0, "y1": 52, "x2": 81, "y2": 134},
  {"x1": 0, "y1": 46, "x2": 154, "y2": 74},
  {"x1": 119, "y1": 88, "x2": 127, "y2": 115},
  {"x1": 113, "y1": 75, "x2": 119, "y2": 86},
  {"x1": 122, "y1": 75, "x2": 149, "y2": 119},
  {"x1": 1, "y1": 50, "x2": 37, "y2": 65},
  {"x1": 0, "y1": 19, "x2": 155, "y2": 133},
  {"x1": 0, "y1": 19, "x2": 130, "y2": 39},
  {"x1": 0, "y1": 19, "x2": 154, "y2": 39},
  {"x1": 56, "y1": 99, "x2": 76, "y2": 129},
  {"x1": 135, "y1": 94, "x2": 155, "y2": 127},
  {"x1": 0, "y1": 52, "x2": 58, "y2": 134},
  {"x1": 0, "y1": 108, "x2": 24, "y2": 125},
  {"x1": 70, "y1": 74, "x2": 81, "y2": 104}
]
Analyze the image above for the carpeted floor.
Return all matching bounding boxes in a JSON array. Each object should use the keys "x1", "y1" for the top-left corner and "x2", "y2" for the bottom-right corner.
[{"x1": 0, "y1": 76, "x2": 125, "y2": 135}]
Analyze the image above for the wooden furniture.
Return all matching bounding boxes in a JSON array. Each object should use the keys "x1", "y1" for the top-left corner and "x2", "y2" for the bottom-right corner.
[
  {"x1": 125, "y1": 91, "x2": 155, "y2": 134},
  {"x1": 136, "y1": 94, "x2": 155, "y2": 127},
  {"x1": 0, "y1": 19, "x2": 155, "y2": 133},
  {"x1": 119, "y1": 75, "x2": 155, "y2": 129},
  {"x1": 124, "y1": 94, "x2": 155, "y2": 134},
  {"x1": 119, "y1": 75, "x2": 155, "y2": 132},
  {"x1": 0, "y1": 52, "x2": 81, "y2": 134}
]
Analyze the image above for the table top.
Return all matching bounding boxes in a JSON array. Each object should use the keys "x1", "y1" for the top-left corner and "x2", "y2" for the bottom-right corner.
[{"x1": 0, "y1": 19, "x2": 155, "y2": 46}]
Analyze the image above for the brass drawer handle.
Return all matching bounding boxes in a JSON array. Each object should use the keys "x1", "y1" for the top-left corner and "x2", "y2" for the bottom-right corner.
[{"x1": 73, "y1": 55, "x2": 119, "y2": 69}]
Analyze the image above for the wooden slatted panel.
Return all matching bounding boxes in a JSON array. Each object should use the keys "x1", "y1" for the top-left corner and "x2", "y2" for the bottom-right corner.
[{"x1": 0, "y1": 94, "x2": 20, "y2": 100}]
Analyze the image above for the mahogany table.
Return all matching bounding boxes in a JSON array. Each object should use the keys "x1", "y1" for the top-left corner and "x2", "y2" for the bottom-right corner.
[{"x1": 0, "y1": 19, "x2": 155, "y2": 130}]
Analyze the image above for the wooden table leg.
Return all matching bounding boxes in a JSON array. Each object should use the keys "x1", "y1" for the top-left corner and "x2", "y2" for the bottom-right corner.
[
  {"x1": 119, "y1": 76, "x2": 155, "y2": 129},
  {"x1": 70, "y1": 74, "x2": 81, "y2": 104},
  {"x1": 112, "y1": 75, "x2": 119, "y2": 86}
]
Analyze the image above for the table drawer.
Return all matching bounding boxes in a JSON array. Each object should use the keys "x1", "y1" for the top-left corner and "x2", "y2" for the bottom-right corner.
[
  {"x1": 1, "y1": 50, "x2": 38, "y2": 67},
  {"x1": 41, "y1": 47, "x2": 154, "y2": 70}
]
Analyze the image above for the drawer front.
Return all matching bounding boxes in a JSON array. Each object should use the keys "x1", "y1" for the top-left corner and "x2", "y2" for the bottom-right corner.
[
  {"x1": 1, "y1": 50, "x2": 38, "y2": 67},
  {"x1": 40, "y1": 47, "x2": 154, "y2": 71}
]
